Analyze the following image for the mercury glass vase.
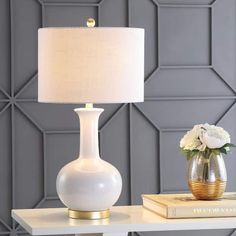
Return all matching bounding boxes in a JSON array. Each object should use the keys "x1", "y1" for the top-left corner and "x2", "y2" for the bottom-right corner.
[{"x1": 188, "y1": 153, "x2": 227, "y2": 200}]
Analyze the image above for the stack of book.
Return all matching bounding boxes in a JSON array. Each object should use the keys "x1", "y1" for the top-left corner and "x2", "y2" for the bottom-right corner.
[{"x1": 142, "y1": 193, "x2": 236, "y2": 218}]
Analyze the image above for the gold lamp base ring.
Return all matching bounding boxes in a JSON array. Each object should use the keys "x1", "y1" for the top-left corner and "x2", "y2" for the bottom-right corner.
[{"x1": 68, "y1": 209, "x2": 110, "y2": 220}]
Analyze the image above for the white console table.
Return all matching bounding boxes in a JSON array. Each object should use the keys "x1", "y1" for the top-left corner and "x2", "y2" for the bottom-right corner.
[{"x1": 12, "y1": 205, "x2": 236, "y2": 236}]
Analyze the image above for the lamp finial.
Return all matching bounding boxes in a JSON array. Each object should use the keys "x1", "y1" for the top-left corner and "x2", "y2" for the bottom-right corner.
[{"x1": 87, "y1": 18, "x2": 96, "y2": 27}]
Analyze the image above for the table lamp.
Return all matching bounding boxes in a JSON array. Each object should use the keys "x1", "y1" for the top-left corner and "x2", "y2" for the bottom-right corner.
[{"x1": 38, "y1": 18, "x2": 144, "y2": 220}]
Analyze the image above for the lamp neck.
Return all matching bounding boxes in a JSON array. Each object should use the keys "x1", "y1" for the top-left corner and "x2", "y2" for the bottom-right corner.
[
  {"x1": 74, "y1": 108, "x2": 103, "y2": 159},
  {"x1": 85, "y1": 103, "x2": 93, "y2": 108}
]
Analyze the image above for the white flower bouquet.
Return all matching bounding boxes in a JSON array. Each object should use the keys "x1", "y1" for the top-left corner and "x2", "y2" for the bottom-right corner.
[{"x1": 180, "y1": 123, "x2": 235, "y2": 160}]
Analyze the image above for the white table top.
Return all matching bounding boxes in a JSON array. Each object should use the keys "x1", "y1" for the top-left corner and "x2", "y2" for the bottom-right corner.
[{"x1": 12, "y1": 206, "x2": 236, "y2": 235}]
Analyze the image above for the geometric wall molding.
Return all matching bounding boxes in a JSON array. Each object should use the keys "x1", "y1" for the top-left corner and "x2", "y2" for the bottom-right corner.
[{"x1": 0, "y1": 1, "x2": 235, "y2": 236}]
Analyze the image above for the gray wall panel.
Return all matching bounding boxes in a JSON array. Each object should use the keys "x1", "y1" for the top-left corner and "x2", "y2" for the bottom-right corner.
[
  {"x1": 213, "y1": 0, "x2": 236, "y2": 90},
  {"x1": 100, "y1": 105, "x2": 130, "y2": 205},
  {"x1": 13, "y1": 0, "x2": 41, "y2": 93},
  {"x1": 0, "y1": 0, "x2": 235, "y2": 236},
  {"x1": 130, "y1": 0, "x2": 158, "y2": 78},
  {"x1": 160, "y1": 7, "x2": 210, "y2": 66},
  {"x1": 132, "y1": 105, "x2": 160, "y2": 204},
  {"x1": 100, "y1": 0, "x2": 128, "y2": 26},
  {"x1": 0, "y1": 109, "x2": 11, "y2": 228},
  {"x1": 145, "y1": 69, "x2": 235, "y2": 97},
  {"x1": 0, "y1": 0, "x2": 10, "y2": 96}
]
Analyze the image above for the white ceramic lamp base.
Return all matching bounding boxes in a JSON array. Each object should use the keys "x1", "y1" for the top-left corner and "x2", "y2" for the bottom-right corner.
[{"x1": 56, "y1": 108, "x2": 122, "y2": 219}]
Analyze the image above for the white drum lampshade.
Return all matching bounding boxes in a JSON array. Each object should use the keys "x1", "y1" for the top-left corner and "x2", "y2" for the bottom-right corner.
[
  {"x1": 38, "y1": 25, "x2": 144, "y2": 220},
  {"x1": 38, "y1": 27, "x2": 144, "y2": 103}
]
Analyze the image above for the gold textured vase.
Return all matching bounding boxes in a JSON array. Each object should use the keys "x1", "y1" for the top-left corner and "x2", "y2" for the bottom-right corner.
[{"x1": 188, "y1": 153, "x2": 227, "y2": 200}]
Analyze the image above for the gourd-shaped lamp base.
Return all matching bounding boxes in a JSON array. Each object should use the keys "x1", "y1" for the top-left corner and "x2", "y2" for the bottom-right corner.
[{"x1": 56, "y1": 108, "x2": 122, "y2": 219}]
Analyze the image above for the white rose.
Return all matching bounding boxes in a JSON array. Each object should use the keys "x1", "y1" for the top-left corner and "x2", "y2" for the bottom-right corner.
[
  {"x1": 180, "y1": 124, "x2": 206, "y2": 151},
  {"x1": 200, "y1": 124, "x2": 230, "y2": 149}
]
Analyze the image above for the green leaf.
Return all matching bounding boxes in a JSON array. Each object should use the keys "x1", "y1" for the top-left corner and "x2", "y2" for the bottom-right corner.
[
  {"x1": 222, "y1": 143, "x2": 236, "y2": 148},
  {"x1": 180, "y1": 148, "x2": 200, "y2": 160},
  {"x1": 220, "y1": 148, "x2": 227, "y2": 155},
  {"x1": 226, "y1": 143, "x2": 236, "y2": 147}
]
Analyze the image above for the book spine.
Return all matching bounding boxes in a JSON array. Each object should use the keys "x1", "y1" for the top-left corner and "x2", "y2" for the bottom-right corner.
[{"x1": 168, "y1": 206, "x2": 236, "y2": 218}]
